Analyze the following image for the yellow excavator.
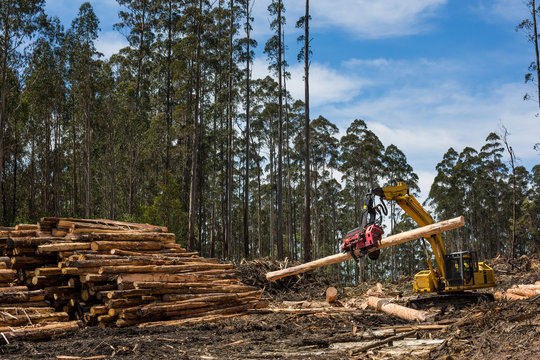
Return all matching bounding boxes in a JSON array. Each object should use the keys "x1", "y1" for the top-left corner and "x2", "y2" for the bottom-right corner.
[{"x1": 363, "y1": 182, "x2": 496, "y2": 305}]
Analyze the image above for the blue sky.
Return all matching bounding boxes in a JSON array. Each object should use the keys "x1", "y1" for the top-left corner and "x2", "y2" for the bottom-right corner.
[{"x1": 45, "y1": 0, "x2": 539, "y2": 199}]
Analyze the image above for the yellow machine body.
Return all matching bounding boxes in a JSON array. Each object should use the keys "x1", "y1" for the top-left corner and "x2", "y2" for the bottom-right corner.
[{"x1": 375, "y1": 182, "x2": 496, "y2": 294}]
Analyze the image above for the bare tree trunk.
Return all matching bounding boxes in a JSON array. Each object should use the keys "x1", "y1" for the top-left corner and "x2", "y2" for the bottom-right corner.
[
  {"x1": 243, "y1": 1, "x2": 251, "y2": 259},
  {"x1": 276, "y1": 0, "x2": 284, "y2": 260},
  {"x1": 270, "y1": 118, "x2": 275, "y2": 258},
  {"x1": 502, "y1": 127, "x2": 516, "y2": 259},
  {"x1": 257, "y1": 155, "x2": 262, "y2": 257},
  {"x1": 283, "y1": 34, "x2": 293, "y2": 260},
  {"x1": 226, "y1": 0, "x2": 234, "y2": 260},
  {"x1": 303, "y1": 0, "x2": 311, "y2": 263},
  {"x1": 0, "y1": 36, "x2": 8, "y2": 222},
  {"x1": 188, "y1": 0, "x2": 203, "y2": 251},
  {"x1": 165, "y1": 0, "x2": 173, "y2": 174}
]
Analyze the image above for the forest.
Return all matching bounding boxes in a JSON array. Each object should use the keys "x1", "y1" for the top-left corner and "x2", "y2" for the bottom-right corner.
[{"x1": 0, "y1": 1, "x2": 538, "y2": 284}]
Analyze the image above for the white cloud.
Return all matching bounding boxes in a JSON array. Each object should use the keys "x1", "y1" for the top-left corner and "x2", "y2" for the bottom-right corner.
[
  {"x1": 96, "y1": 31, "x2": 128, "y2": 58},
  {"x1": 251, "y1": 58, "x2": 365, "y2": 107},
  {"x1": 473, "y1": 0, "x2": 529, "y2": 23},
  {"x1": 251, "y1": 0, "x2": 447, "y2": 39}
]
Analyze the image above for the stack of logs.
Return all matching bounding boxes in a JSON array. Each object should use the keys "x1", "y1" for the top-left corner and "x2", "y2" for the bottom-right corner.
[
  {"x1": 0, "y1": 218, "x2": 265, "y2": 341},
  {"x1": 495, "y1": 281, "x2": 540, "y2": 301}
]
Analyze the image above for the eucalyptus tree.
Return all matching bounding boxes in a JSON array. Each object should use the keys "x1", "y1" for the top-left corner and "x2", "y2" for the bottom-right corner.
[
  {"x1": 264, "y1": 0, "x2": 286, "y2": 259},
  {"x1": 23, "y1": 15, "x2": 65, "y2": 219},
  {"x1": 382, "y1": 144, "x2": 419, "y2": 280},
  {"x1": 238, "y1": 0, "x2": 256, "y2": 258},
  {"x1": 310, "y1": 116, "x2": 339, "y2": 258},
  {"x1": 517, "y1": 0, "x2": 540, "y2": 110},
  {"x1": 68, "y1": 2, "x2": 101, "y2": 218},
  {"x1": 296, "y1": 0, "x2": 311, "y2": 262},
  {"x1": 478, "y1": 133, "x2": 508, "y2": 256},
  {"x1": 0, "y1": 0, "x2": 44, "y2": 221},
  {"x1": 114, "y1": 0, "x2": 158, "y2": 215}
]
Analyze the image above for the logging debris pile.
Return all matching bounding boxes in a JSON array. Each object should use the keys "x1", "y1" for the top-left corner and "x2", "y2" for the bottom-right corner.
[
  {"x1": 0, "y1": 218, "x2": 266, "y2": 341},
  {"x1": 236, "y1": 258, "x2": 331, "y2": 300}
]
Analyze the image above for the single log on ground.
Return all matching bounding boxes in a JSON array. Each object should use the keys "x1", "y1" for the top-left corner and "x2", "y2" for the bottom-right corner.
[
  {"x1": 0, "y1": 312, "x2": 69, "y2": 327},
  {"x1": 366, "y1": 297, "x2": 433, "y2": 322},
  {"x1": 507, "y1": 288, "x2": 540, "y2": 297},
  {"x1": 0, "y1": 320, "x2": 81, "y2": 341},
  {"x1": 266, "y1": 216, "x2": 465, "y2": 281},
  {"x1": 326, "y1": 287, "x2": 338, "y2": 303}
]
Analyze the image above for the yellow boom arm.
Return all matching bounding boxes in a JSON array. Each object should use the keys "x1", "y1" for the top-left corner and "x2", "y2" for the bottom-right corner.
[{"x1": 373, "y1": 182, "x2": 447, "y2": 290}]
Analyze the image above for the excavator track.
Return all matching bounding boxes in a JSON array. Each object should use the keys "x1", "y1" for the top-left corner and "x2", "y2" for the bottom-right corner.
[{"x1": 406, "y1": 292, "x2": 495, "y2": 310}]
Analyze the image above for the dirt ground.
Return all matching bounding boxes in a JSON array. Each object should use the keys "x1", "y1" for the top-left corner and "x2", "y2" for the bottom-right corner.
[{"x1": 1, "y1": 255, "x2": 539, "y2": 360}]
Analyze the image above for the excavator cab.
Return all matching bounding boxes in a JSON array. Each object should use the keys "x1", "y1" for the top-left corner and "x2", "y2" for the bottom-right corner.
[{"x1": 443, "y1": 251, "x2": 478, "y2": 288}]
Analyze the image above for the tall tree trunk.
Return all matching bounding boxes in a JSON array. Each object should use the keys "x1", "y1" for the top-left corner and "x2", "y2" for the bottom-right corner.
[
  {"x1": 12, "y1": 123, "x2": 17, "y2": 222},
  {"x1": 276, "y1": 0, "x2": 284, "y2": 260},
  {"x1": 303, "y1": 0, "x2": 311, "y2": 263},
  {"x1": 165, "y1": 0, "x2": 173, "y2": 174},
  {"x1": 243, "y1": 1, "x2": 251, "y2": 259},
  {"x1": 0, "y1": 35, "x2": 8, "y2": 222},
  {"x1": 270, "y1": 118, "x2": 275, "y2": 258},
  {"x1": 283, "y1": 34, "x2": 293, "y2": 260},
  {"x1": 188, "y1": 0, "x2": 203, "y2": 251},
  {"x1": 257, "y1": 154, "x2": 262, "y2": 257},
  {"x1": 226, "y1": 0, "x2": 234, "y2": 260}
]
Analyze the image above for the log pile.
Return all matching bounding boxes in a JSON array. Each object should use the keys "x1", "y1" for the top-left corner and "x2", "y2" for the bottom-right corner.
[
  {"x1": 494, "y1": 281, "x2": 540, "y2": 301},
  {"x1": 0, "y1": 218, "x2": 265, "y2": 339}
]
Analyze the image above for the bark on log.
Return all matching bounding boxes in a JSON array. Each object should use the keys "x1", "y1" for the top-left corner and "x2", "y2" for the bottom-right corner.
[
  {"x1": 37, "y1": 242, "x2": 91, "y2": 253},
  {"x1": 0, "y1": 290, "x2": 46, "y2": 303},
  {"x1": 90, "y1": 241, "x2": 164, "y2": 251},
  {"x1": 266, "y1": 216, "x2": 465, "y2": 281},
  {"x1": 110, "y1": 249, "x2": 196, "y2": 257},
  {"x1": 0, "y1": 286, "x2": 28, "y2": 293},
  {"x1": 98, "y1": 263, "x2": 233, "y2": 274},
  {"x1": 0, "y1": 312, "x2": 69, "y2": 327},
  {"x1": 506, "y1": 288, "x2": 540, "y2": 297},
  {"x1": 117, "y1": 272, "x2": 237, "y2": 284},
  {"x1": 366, "y1": 297, "x2": 433, "y2": 322},
  {"x1": 7, "y1": 237, "x2": 64, "y2": 249},
  {"x1": 0, "y1": 270, "x2": 17, "y2": 282},
  {"x1": 0, "y1": 320, "x2": 82, "y2": 341},
  {"x1": 88, "y1": 232, "x2": 175, "y2": 242}
]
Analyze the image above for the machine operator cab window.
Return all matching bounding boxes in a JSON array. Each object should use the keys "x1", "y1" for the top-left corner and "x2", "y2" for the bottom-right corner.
[{"x1": 443, "y1": 251, "x2": 478, "y2": 288}]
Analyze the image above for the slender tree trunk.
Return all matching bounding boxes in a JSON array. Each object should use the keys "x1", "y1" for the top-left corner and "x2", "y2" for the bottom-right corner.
[
  {"x1": 283, "y1": 35, "x2": 293, "y2": 260},
  {"x1": 276, "y1": 0, "x2": 284, "y2": 260},
  {"x1": 188, "y1": 0, "x2": 203, "y2": 251},
  {"x1": 0, "y1": 37, "x2": 8, "y2": 222},
  {"x1": 12, "y1": 124, "x2": 17, "y2": 222},
  {"x1": 210, "y1": 201, "x2": 215, "y2": 258},
  {"x1": 270, "y1": 118, "x2": 275, "y2": 258},
  {"x1": 85, "y1": 88, "x2": 91, "y2": 218},
  {"x1": 226, "y1": 0, "x2": 234, "y2": 260},
  {"x1": 243, "y1": 1, "x2": 251, "y2": 259},
  {"x1": 257, "y1": 154, "x2": 262, "y2": 257},
  {"x1": 165, "y1": 0, "x2": 173, "y2": 174},
  {"x1": 303, "y1": 0, "x2": 311, "y2": 262}
]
